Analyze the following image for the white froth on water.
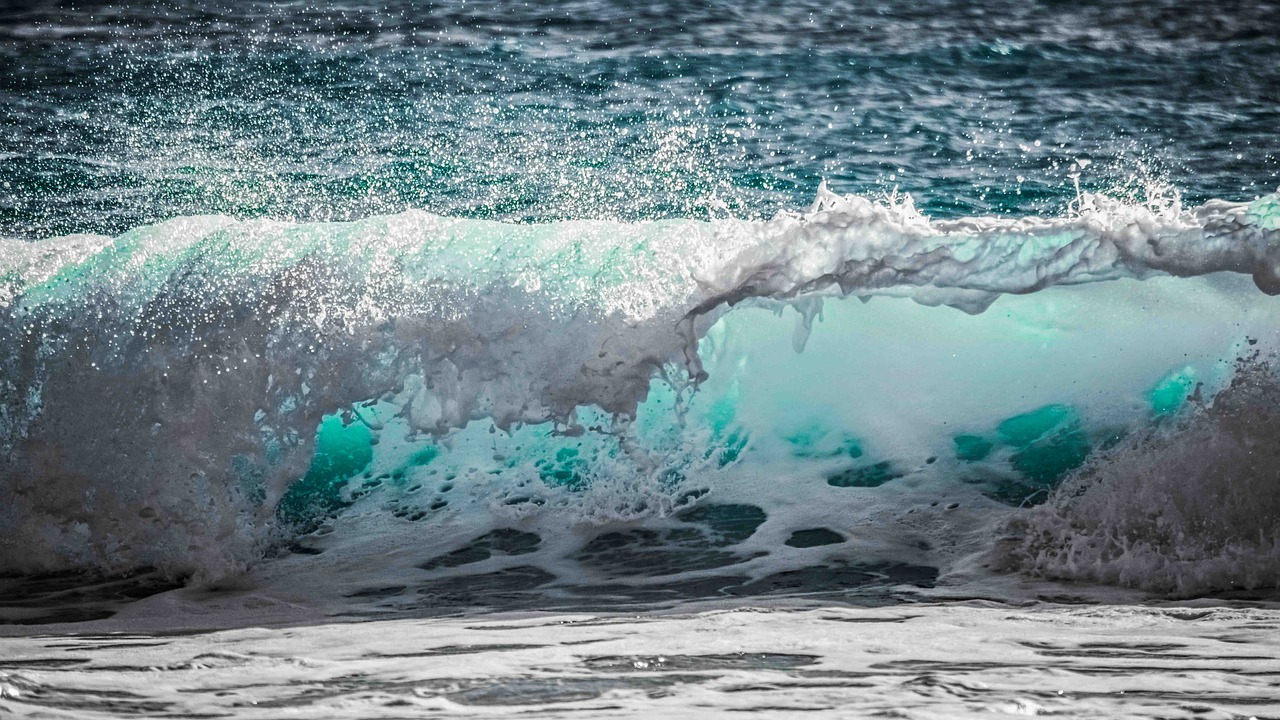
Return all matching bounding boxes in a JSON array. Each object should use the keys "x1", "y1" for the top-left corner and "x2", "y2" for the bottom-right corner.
[{"x1": 1, "y1": 603, "x2": 1278, "y2": 718}]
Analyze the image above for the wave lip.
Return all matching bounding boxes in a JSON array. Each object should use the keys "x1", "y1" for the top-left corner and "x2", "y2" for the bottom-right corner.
[
  {"x1": 1, "y1": 187, "x2": 1279, "y2": 580},
  {"x1": 702, "y1": 187, "x2": 1280, "y2": 317}
]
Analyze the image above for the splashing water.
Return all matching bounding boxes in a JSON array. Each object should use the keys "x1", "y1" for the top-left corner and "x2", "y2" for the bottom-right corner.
[{"x1": 0, "y1": 186, "x2": 1277, "y2": 602}]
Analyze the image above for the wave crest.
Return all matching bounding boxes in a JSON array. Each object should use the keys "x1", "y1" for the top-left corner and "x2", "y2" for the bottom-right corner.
[{"x1": 1, "y1": 188, "x2": 1278, "y2": 579}]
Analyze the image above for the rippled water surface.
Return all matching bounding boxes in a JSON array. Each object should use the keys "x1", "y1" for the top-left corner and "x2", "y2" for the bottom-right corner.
[{"x1": 2, "y1": 0, "x2": 1278, "y2": 237}]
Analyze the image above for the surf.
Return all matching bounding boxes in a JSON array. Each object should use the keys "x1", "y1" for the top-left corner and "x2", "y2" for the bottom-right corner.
[{"x1": 1, "y1": 185, "x2": 1278, "y2": 602}]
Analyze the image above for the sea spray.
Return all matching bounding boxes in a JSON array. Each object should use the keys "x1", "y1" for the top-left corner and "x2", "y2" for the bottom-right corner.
[{"x1": 999, "y1": 353, "x2": 1280, "y2": 595}]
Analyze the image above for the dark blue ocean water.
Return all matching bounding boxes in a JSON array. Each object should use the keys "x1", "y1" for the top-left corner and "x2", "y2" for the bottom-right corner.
[{"x1": 2, "y1": 0, "x2": 1278, "y2": 238}]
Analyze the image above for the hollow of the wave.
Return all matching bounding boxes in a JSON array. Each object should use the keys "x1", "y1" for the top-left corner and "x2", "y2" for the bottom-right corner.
[
  {"x1": 278, "y1": 414, "x2": 374, "y2": 529},
  {"x1": 255, "y1": 269, "x2": 1280, "y2": 604}
]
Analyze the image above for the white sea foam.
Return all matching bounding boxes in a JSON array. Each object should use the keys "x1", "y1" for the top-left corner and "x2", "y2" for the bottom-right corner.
[{"x1": 2, "y1": 604, "x2": 1278, "y2": 717}]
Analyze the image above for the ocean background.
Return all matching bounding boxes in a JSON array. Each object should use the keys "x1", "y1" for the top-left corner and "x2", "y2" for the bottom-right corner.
[
  {"x1": 2, "y1": 1, "x2": 1280, "y2": 717},
  {"x1": 3, "y1": 0, "x2": 1278, "y2": 237}
]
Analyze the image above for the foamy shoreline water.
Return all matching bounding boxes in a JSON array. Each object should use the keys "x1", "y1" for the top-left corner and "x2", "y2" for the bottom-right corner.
[{"x1": 3, "y1": 602, "x2": 1278, "y2": 718}]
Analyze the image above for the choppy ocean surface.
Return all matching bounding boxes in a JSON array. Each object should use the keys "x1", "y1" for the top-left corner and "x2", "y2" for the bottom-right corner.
[{"x1": 2, "y1": 1, "x2": 1280, "y2": 717}]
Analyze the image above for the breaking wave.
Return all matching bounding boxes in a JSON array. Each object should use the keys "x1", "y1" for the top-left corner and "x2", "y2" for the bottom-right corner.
[{"x1": 1, "y1": 186, "x2": 1279, "y2": 596}]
